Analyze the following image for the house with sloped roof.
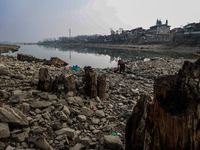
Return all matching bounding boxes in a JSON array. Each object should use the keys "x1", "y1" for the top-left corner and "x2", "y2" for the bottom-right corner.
[{"x1": 148, "y1": 19, "x2": 170, "y2": 35}]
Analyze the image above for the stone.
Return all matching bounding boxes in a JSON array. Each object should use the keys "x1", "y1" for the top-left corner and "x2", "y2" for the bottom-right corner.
[
  {"x1": 12, "y1": 131, "x2": 29, "y2": 142},
  {"x1": 31, "y1": 137, "x2": 53, "y2": 150},
  {"x1": 81, "y1": 106, "x2": 93, "y2": 117},
  {"x1": 0, "y1": 68, "x2": 11, "y2": 76},
  {"x1": 78, "y1": 115, "x2": 87, "y2": 122},
  {"x1": 42, "y1": 112, "x2": 51, "y2": 120},
  {"x1": 0, "y1": 106, "x2": 28, "y2": 126},
  {"x1": 5, "y1": 145, "x2": 15, "y2": 150},
  {"x1": 55, "y1": 127, "x2": 76, "y2": 139},
  {"x1": 30, "y1": 101, "x2": 51, "y2": 109},
  {"x1": 107, "y1": 116, "x2": 116, "y2": 122},
  {"x1": 92, "y1": 118, "x2": 100, "y2": 125},
  {"x1": 70, "y1": 143, "x2": 85, "y2": 150},
  {"x1": 0, "y1": 123, "x2": 10, "y2": 138},
  {"x1": 103, "y1": 125, "x2": 112, "y2": 132},
  {"x1": 77, "y1": 137, "x2": 93, "y2": 148},
  {"x1": 47, "y1": 94, "x2": 58, "y2": 101},
  {"x1": 17, "y1": 103, "x2": 30, "y2": 114},
  {"x1": 62, "y1": 105, "x2": 71, "y2": 115},
  {"x1": 0, "y1": 90, "x2": 9, "y2": 99},
  {"x1": 0, "y1": 142, "x2": 6, "y2": 150},
  {"x1": 104, "y1": 135, "x2": 123, "y2": 150},
  {"x1": 95, "y1": 110, "x2": 105, "y2": 118}
]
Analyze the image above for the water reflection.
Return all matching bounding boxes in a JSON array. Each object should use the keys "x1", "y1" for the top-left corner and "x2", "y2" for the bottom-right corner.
[
  {"x1": 39, "y1": 44, "x2": 196, "y2": 60},
  {"x1": 3, "y1": 44, "x2": 196, "y2": 68}
]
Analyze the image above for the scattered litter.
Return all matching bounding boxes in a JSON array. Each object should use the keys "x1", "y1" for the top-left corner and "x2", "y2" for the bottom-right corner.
[
  {"x1": 110, "y1": 133, "x2": 117, "y2": 136},
  {"x1": 73, "y1": 65, "x2": 79, "y2": 71},
  {"x1": 117, "y1": 133, "x2": 122, "y2": 136},
  {"x1": 93, "y1": 107, "x2": 98, "y2": 110},
  {"x1": 121, "y1": 113, "x2": 125, "y2": 116}
]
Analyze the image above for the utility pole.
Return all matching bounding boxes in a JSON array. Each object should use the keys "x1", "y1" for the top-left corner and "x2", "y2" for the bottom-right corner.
[{"x1": 69, "y1": 28, "x2": 71, "y2": 38}]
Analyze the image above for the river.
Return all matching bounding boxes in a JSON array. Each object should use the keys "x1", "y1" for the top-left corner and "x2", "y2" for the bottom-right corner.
[{"x1": 3, "y1": 44, "x2": 196, "y2": 68}]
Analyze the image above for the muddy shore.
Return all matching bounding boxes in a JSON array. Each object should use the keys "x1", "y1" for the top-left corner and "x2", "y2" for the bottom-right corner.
[
  {"x1": 38, "y1": 42, "x2": 200, "y2": 53},
  {"x1": 0, "y1": 44, "x2": 20, "y2": 54}
]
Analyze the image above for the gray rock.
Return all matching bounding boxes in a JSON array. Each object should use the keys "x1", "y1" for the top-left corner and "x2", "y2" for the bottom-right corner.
[
  {"x1": 31, "y1": 137, "x2": 53, "y2": 150},
  {"x1": 95, "y1": 110, "x2": 105, "y2": 118},
  {"x1": 0, "y1": 142, "x2": 6, "y2": 150},
  {"x1": 70, "y1": 143, "x2": 85, "y2": 150},
  {"x1": 0, "y1": 106, "x2": 28, "y2": 126},
  {"x1": 62, "y1": 105, "x2": 70, "y2": 115},
  {"x1": 0, "y1": 123, "x2": 10, "y2": 138},
  {"x1": 47, "y1": 94, "x2": 58, "y2": 101},
  {"x1": 0, "y1": 90, "x2": 9, "y2": 99},
  {"x1": 42, "y1": 112, "x2": 51, "y2": 120},
  {"x1": 30, "y1": 101, "x2": 51, "y2": 109},
  {"x1": 55, "y1": 111, "x2": 68, "y2": 121},
  {"x1": 131, "y1": 88, "x2": 139, "y2": 95},
  {"x1": 16, "y1": 102, "x2": 30, "y2": 114},
  {"x1": 81, "y1": 106, "x2": 93, "y2": 117},
  {"x1": 12, "y1": 131, "x2": 29, "y2": 142},
  {"x1": 77, "y1": 137, "x2": 93, "y2": 148},
  {"x1": 78, "y1": 115, "x2": 87, "y2": 122},
  {"x1": 5, "y1": 145, "x2": 15, "y2": 150},
  {"x1": 92, "y1": 118, "x2": 100, "y2": 125},
  {"x1": 104, "y1": 135, "x2": 123, "y2": 150},
  {"x1": 0, "y1": 68, "x2": 11, "y2": 76},
  {"x1": 55, "y1": 127, "x2": 76, "y2": 139},
  {"x1": 107, "y1": 116, "x2": 116, "y2": 122},
  {"x1": 103, "y1": 125, "x2": 113, "y2": 132}
]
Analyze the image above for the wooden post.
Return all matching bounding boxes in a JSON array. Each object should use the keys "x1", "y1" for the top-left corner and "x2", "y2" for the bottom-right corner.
[
  {"x1": 85, "y1": 66, "x2": 97, "y2": 98},
  {"x1": 98, "y1": 74, "x2": 106, "y2": 100}
]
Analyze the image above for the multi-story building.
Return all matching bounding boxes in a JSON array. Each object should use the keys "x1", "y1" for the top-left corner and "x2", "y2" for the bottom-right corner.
[{"x1": 148, "y1": 19, "x2": 170, "y2": 35}]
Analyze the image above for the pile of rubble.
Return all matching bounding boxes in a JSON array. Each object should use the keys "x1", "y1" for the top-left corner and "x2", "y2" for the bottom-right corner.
[{"x1": 0, "y1": 53, "x2": 193, "y2": 150}]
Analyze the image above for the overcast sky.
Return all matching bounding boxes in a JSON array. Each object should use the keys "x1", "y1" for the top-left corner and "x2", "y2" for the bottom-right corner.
[{"x1": 0, "y1": 0, "x2": 199, "y2": 42}]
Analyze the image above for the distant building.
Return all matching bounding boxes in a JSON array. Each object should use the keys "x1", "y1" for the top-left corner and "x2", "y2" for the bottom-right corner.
[
  {"x1": 184, "y1": 22, "x2": 200, "y2": 34},
  {"x1": 148, "y1": 19, "x2": 170, "y2": 35},
  {"x1": 131, "y1": 27, "x2": 146, "y2": 36},
  {"x1": 170, "y1": 28, "x2": 184, "y2": 34}
]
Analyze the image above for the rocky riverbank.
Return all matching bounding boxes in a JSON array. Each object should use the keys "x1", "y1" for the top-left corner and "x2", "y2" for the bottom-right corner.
[
  {"x1": 0, "y1": 44, "x2": 20, "y2": 54},
  {"x1": 0, "y1": 53, "x2": 195, "y2": 150}
]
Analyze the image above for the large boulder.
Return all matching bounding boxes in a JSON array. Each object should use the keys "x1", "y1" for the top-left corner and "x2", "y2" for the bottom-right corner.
[
  {"x1": 0, "y1": 106, "x2": 28, "y2": 126},
  {"x1": 126, "y1": 58, "x2": 200, "y2": 150},
  {"x1": 104, "y1": 135, "x2": 123, "y2": 150}
]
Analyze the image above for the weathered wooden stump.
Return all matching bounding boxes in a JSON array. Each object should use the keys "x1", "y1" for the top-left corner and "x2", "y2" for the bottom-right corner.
[
  {"x1": 37, "y1": 68, "x2": 53, "y2": 92},
  {"x1": 84, "y1": 66, "x2": 97, "y2": 98},
  {"x1": 125, "y1": 58, "x2": 200, "y2": 150},
  {"x1": 53, "y1": 74, "x2": 76, "y2": 95},
  {"x1": 97, "y1": 74, "x2": 106, "y2": 100}
]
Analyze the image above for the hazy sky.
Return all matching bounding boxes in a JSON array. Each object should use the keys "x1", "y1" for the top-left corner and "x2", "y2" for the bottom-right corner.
[{"x1": 0, "y1": 0, "x2": 199, "y2": 42}]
